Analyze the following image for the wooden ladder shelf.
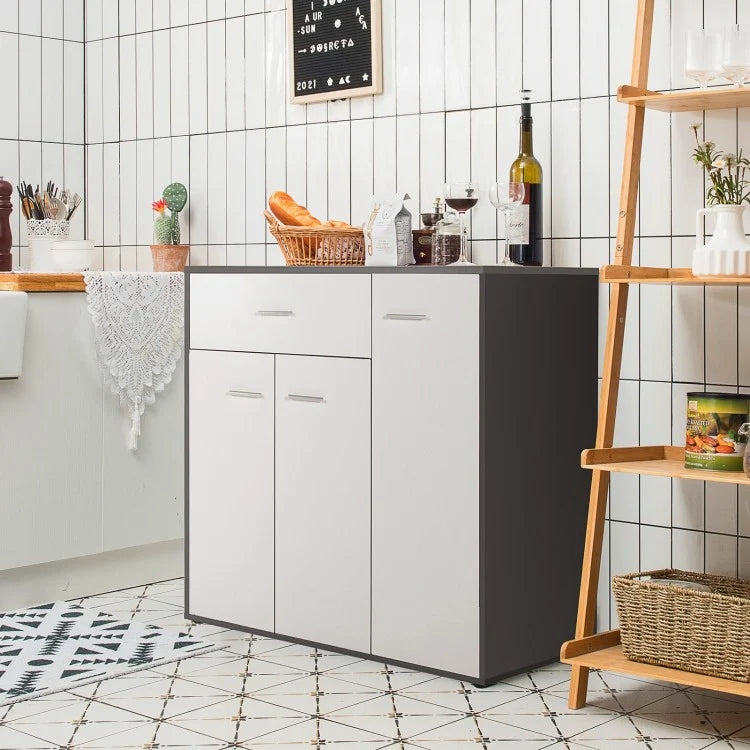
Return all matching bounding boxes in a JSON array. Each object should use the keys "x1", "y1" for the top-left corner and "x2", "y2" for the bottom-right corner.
[{"x1": 562, "y1": 0, "x2": 750, "y2": 708}]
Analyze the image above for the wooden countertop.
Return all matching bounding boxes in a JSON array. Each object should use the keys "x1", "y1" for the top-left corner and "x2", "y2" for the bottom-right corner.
[{"x1": 0, "y1": 273, "x2": 86, "y2": 292}]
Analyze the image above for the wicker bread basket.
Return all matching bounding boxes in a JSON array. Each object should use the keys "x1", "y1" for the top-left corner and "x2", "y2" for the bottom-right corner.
[
  {"x1": 613, "y1": 569, "x2": 750, "y2": 682},
  {"x1": 264, "y1": 211, "x2": 365, "y2": 266}
]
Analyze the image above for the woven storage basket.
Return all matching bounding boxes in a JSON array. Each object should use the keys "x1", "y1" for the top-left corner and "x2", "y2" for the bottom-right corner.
[
  {"x1": 613, "y1": 568, "x2": 750, "y2": 682},
  {"x1": 264, "y1": 211, "x2": 365, "y2": 266}
]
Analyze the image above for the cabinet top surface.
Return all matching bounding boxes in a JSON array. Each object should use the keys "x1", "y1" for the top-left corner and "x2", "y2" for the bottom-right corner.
[{"x1": 187, "y1": 266, "x2": 598, "y2": 277}]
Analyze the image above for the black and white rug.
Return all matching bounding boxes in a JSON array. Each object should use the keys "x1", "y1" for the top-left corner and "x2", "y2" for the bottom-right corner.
[{"x1": 0, "y1": 601, "x2": 220, "y2": 705}]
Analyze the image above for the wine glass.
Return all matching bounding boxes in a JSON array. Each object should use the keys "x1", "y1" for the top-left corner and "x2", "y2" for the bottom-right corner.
[
  {"x1": 489, "y1": 182, "x2": 526, "y2": 266},
  {"x1": 722, "y1": 25, "x2": 750, "y2": 87},
  {"x1": 685, "y1": 30, "x2": 723, "y2": 89},
  {"x1": 444, "y1": 181, "x2": 479, "y2": 265}
]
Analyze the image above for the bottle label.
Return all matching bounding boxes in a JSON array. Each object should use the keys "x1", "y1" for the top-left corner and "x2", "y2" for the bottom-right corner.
[{"x1": 508, "y1": 203, "x2": 530, "y2": 245}]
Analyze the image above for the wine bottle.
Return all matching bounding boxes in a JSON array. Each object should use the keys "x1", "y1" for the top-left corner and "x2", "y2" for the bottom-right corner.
[{"x1": 508, "y1": 90, "x2": 543, "y2": 266}]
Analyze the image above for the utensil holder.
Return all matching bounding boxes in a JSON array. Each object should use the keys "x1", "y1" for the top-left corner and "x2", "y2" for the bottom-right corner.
[{"x1": 27, "y1": 220, "x2": 70, "y2": 272}]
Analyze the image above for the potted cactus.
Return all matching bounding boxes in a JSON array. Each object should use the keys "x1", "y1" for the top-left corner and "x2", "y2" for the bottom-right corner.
[{"x1": 150, "y1": 182, "x2": 189, "y2": 271}]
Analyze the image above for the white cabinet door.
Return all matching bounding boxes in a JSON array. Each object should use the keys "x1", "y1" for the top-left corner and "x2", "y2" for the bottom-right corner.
[
  {"x1": 371, "y1": 274, "x2": 480, "y2": 677},
  {"x1": 275, "y1": 355, "x2": 371, "y2": 653},
  {"x1": 188, "y1": 350, "x2": 275, "y2": 632}
]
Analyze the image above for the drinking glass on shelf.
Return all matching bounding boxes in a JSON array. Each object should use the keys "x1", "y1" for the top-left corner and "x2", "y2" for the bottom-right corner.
[
  {"x1": 685, "y1": 30, "x2": 723, "y2": 89},
  {"x1": 443, "y1": 181, "x2": 479, "y2": 265},
  {"x1": 722, "y1": 25, "x2": 750, "y2": 87},
  {"x1": 489, "y1": 182, "x2": 525, "y2": 266}
]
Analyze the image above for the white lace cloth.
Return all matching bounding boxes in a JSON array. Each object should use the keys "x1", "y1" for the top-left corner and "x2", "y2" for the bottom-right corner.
[{"x1": 84, "y1": 272, "x2": 184, "y2": 450}]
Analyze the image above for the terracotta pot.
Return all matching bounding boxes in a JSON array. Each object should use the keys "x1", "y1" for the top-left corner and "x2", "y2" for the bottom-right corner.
[{"x1": 150, "y1": 244, "x2": 189, "y2": 272}]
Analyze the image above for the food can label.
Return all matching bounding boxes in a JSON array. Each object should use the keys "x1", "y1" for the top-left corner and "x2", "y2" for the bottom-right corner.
[{"x1": 685, "y1": 396, "x2": 749, "y2": 471}]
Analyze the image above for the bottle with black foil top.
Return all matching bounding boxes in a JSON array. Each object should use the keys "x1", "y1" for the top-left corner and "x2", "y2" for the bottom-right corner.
[{"x1": 508, "y1": 90, "x2": 543, "y2": 266}]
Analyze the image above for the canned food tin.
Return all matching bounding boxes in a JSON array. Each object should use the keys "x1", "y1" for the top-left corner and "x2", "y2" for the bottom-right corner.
[{"x1": 685, "y1": 392, "x2": 750, "y2": 472}]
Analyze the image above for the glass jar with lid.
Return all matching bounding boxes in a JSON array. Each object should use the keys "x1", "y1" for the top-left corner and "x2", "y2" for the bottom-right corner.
[{"x1": 431, "y1": 213, "x2": 462, "y2": 265}]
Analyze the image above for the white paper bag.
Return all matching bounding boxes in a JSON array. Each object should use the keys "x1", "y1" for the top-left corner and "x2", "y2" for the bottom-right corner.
[{"x1": 365, "y1": 193, "x2": 412, "y2": 266}]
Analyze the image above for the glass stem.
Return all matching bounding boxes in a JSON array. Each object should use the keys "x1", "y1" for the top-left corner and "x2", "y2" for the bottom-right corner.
[
  {"x1": 459, "y1": 211, "x2": 467, "y2": 263},
  {"x1": 503, "y1": 211, "x2": 511, "y2": 264}
]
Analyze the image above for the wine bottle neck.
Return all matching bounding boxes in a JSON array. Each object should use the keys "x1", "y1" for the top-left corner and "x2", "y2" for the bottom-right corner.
[{"x1": 519, "y1": 117, "x2": 534, "y2": 156}]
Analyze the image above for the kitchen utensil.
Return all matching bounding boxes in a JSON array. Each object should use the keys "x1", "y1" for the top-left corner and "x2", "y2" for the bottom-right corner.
[{"x1": 63, "y1": 192, "x2": 82, "y2": 220}]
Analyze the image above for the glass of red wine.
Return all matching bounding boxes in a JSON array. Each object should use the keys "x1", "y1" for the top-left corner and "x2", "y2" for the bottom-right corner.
[{"x1": 444, "y1": 181, "x2": 479, "y2": 265}]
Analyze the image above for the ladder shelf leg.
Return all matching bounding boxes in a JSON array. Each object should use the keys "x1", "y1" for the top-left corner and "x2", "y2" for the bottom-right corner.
[{"x1": 567, "y1": 0, "x2": 653, "y2": 709}]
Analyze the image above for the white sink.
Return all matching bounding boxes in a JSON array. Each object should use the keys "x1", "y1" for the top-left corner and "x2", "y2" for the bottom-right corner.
[{"x1": 0, "y1": 291, "x2": 28, "y2": 378}]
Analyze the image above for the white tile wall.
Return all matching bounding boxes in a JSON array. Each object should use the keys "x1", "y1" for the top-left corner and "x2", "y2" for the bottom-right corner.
[
  {"x1": 1, "y1": 0, "x2": 748, "y2": 630},
  {"x1": 0, "y1": 2, "x2": 85, "y2": 264}
]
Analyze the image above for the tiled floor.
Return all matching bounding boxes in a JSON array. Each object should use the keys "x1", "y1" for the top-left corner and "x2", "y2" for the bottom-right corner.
[{"x1": 3, "y1": 581, "x2": 750, "y2": 749}]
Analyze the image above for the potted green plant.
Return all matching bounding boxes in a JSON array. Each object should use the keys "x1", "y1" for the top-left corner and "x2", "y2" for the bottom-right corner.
[
  {"x1": 151, "y1": 182, "x2": 189, "y2": 272},
  {"x1": 690, "y1": 124, "x2": 750, "y2": 276}
]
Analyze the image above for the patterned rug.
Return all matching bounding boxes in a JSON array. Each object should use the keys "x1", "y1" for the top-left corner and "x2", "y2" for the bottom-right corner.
[{"x1": 0, "y1": 601, "x2": 220, "y2": 705}]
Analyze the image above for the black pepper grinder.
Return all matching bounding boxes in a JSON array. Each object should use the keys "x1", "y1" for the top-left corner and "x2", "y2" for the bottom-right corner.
[{"x1": 0, "y1": 177, "x2": 12, "y2": 272}]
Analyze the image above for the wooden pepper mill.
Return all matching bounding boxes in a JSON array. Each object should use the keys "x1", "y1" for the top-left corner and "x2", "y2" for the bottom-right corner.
[{"x1": 0, "y1": 177, "x2": 13, "y2": 272}]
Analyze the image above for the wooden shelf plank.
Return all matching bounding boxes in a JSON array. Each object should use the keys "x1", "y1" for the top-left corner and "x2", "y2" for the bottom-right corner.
[
  {"x1": 0, "y1": 273, "x2": 86, "y2": 292},
  {"x1": 561, "y1": 635, "x2": 750, "y2": 699},
  {"x1": 601, "y1": 265, "x2": 750, "y2": 285},
  {"x1": 581, "y1": 445, "x2": 750, "y2": 485},
  {"x1": 618, "y1": 84, "x2": 750, "y2": 112}
]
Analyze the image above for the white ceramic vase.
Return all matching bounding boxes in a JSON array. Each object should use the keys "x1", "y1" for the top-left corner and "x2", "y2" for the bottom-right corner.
[{"x1": 692, "y1": 204, "x2": 750, "y2": 277}]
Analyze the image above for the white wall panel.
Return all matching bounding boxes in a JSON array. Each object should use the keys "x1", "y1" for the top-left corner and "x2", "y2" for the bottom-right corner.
[
  {"x1": 207, "y1": 20, "x2": 227, "y2": 133},
  {"x1": 226, "y1": 17, "x2": 246, "y2": 131},
  {"x1": 119, "y1": 36, "x2": 137, "y2": 142},
  {"x1": 42, "y1": 39, "x2": 64, "y2": 144},
  {"x1": 189, "y1": 23, "x2": 208, "y2": 134},
  {"x1": 136, "y1": 33, "x2": 154, "y2": 139},
  {"x1": 153, "y1": 30, "x2": 171, "y2": 138},
  {"x1": 19, "y1": 35, "x2": 42, "y2": 143},
  {"x1": 0, "y1": 33, "x2": 19, "y2": 140}
]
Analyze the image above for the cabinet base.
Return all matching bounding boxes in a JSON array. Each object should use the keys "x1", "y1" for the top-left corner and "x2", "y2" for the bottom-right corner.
[{"x1": 185, "y1": 610, "x2": 558, "y2": 688}]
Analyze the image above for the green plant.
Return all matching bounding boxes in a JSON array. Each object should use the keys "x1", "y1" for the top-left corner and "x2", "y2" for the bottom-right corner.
[
  {"x1": 690, "y1": 123, "x2": 750, "y2": 206},
  {"x1": 152, "y1": 183, "x2": 188, "y2": 244}
]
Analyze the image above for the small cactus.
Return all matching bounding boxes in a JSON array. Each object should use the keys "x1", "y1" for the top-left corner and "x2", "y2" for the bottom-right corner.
[
  {"x1": 152, "y1": 183, "x2": 187, "y2": 245},
  {"x1": 162, "y1": 182, "x2": 187, "y2": 213},
  {"x1": 154, "y1": 213, "x2": 173, "y2": 244}
]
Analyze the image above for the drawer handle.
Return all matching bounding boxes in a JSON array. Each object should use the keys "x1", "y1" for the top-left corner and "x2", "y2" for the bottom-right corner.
[
  {"x1": 227, "y1": 390, "x2": 264, "y2": 399},
  {"x1": 286, "y1": 394, "x2": 326, "y2": 404},
  {"x1": 383, "y1": 313, "x2": 428, "y2": 321},
  {"x1": 256, "y1": 310, "x2": 294, "y2": 317}
]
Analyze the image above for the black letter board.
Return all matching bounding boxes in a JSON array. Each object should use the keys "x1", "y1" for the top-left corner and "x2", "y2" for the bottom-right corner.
[{"x1": 287, "y1": 0, "x2": 382, "y2": 104}]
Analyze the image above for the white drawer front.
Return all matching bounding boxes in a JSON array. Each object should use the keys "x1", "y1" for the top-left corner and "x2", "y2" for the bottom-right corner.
[{"x1": 189, "y1": 273, "x2": 371, "y2": 358}]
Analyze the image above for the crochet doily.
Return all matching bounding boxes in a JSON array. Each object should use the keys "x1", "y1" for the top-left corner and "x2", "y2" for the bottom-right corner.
[{"x1": 84, "y1": 272, "x2": 184, "y2": 449}]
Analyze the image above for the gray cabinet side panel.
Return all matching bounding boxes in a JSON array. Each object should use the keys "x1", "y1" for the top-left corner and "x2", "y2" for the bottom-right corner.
[{"x1": 479, "y1": 273, "x2": 598, "y2": 679}]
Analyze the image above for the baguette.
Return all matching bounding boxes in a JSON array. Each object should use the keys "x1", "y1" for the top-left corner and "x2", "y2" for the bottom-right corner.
[{"x1": 269, "y1": 191, "x2": 321, "y2": 227}]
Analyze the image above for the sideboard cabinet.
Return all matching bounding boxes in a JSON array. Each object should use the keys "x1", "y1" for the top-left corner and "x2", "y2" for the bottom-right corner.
[{"x1": 186, "y1": 266, "x2": 598, "y2": 685}]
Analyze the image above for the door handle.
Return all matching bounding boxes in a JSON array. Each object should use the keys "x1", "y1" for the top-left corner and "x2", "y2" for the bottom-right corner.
[
  {"x1": 227, "y1": 390, "x2": 264, "y2": 399},
  {"x1": 286, "y1": 394, "x2": 326, "y2": 404},
  {"x1": 383, "y1": 313, "x2": 428, "y2": 321},
  {"x1": 256, "y1": 310, "x2": 294, "y2": 317}
]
